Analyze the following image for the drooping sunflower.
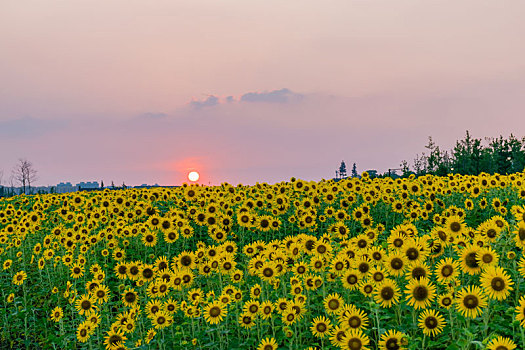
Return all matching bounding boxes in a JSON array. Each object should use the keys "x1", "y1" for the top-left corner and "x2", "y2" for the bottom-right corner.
[
  {"x1": 378, "y1": 329, "x2": 407, "y2": 350},
  {"x1": 310, "y1": 316, "x2": 332, "y2": 338},
  {"x1": 455, "y1": 285, "x2": 487, "y2": 319},
  {"x1": 405, "y1": 277, "x2": 436, "y2": 310},
  {"x1": 418, "y1": 309, "x2": 446, "y2": 337},
  {"x1": 373, "y1": 279, "x2": 400, "y2": 308},
  {"x1": 203, "y1": 302, "x2": 227, "y2": 325},
  {"x1": 486, "y1": 336, "x2": 517, "y2": 350}
]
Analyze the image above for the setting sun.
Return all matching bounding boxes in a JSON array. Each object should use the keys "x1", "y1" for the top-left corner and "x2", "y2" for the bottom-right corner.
[{"x1": 188, "y1": 171, "x2": 200, "y2": 182}]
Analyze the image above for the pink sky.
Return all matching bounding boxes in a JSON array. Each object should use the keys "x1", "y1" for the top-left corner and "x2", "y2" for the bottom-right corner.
[{"x1": 1, "y1": 1, "x2": 525, "y2": 186}]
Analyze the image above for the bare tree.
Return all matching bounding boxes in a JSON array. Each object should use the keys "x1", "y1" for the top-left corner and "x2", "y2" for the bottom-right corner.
[{"x1": 12, "y1": 159, "x2": 38, "y2": 194}]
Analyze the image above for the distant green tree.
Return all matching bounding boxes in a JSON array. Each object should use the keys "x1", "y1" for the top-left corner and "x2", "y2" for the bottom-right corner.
[
  {"x1": 351, "y1": 163, "x2": 358, "y2": 178},
  {"x1": 338, "y1": 161, "x2": 347, "y2": 178}
]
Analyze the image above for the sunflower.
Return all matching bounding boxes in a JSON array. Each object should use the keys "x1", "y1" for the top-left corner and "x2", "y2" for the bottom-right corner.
[
  {"x1": 379, "y1": 329, "x2": 407, "y2": 350},
  {"x1": 476, "y1": 246, "x2": 499, "y2": 268},
  {"x1": 103, "y1": 329, "x2": 127, "y2": 350},
  {"x1": 339, "y1": 307, "x2": 369, "y2": 331},
  {"x1": 257, "y1": 337, "x2": 278, "y2": 350},
  {"x1": 402, "y1": 241, "x2": 427, "y2": 265},
  {"x1": 92, "y1": 285, "x2": 110, "y2": 304},
  {"x1": 50, "y1": 306, "x2": 63, "y2": 322},
  {"x1": 121, "y1": 288, "x2": 139, "y2": 307},
  {"x1": 3, "y1": 259, "x2": 12, "y2": 270},
  {"x1": 340, "y1": 329, "x2": 370, "y2": 350},
  {"x1": 418, "y1": 309, "x2": 446, "y2": 337},
  {"x1": 310, "y1": 316, "x2": 332, "y2": 338},
  {"x1": 405, "y1": 277, "x2": 436, "y2": 310},
  {"x1": 480, "y1": 266, "x2": 513, "y2": 301},
  {"x1": 515, "y1": 296, "x2": 525, "y2": 327},
  {"x1": 455, "y1": 285, "x2": 487, "y2": 319},
  {"x1": 145, "y1": 299, "x2": 162, "y2": 317},
  {"x1": 204, "y1": 302, "x2": 227, "y2": 325},
  {"x1": 359, "y1": 280, "x2": 374, "y2": 297},
  {"x1": 384, "y1": 253, "x2": 408, "y2": 277},
  {"x1": 486, "y1": 336, "x2": 517, "y2": 350},
  {"x1": 12, "y1": 271, "x2": 27, "y2": 286},
  {"x1": 282, "y1": 307, "x2": 299, "y2": 326},
  {"x1": 260, "y1": 300, "x2": 274, "y2": 320},
  {"x1": 444, "y1": 214, "x2": 465, "y2": 237},
  {"x1": 151, "y1": 310, "x2": 172, "y2": 330},
  {"x1": 435, "y1": 258, "x2": 460, "y2": 285},
  {"x1": 75, "y1": 294, "x2": 97, "y2": 315},
  {"x1": 76, "y1": 321, "x2": 92, "y2": 343},
  {"x1": 324, "y1": 293, "x2": 345, "y2": 315},
  {"x1": 239, "y1": 312, "x2": 255, "y2": 329},
  {"x1": 438, "y1": 293, "x2": 454, "y2": 309},
  {"x1": 405, "y1": 262, "x2": 431, "y2": 281},
  {"x1": 373, "y1": 279, "x2": 400, "y2": 308},
  {"x1": 342, "y1": 269, "x2": 361, "y2": 291},
  {"x1": 513, "y1": 221, "x2": 525, "y2": 249},
  {"x1": 459, "y1": 244, "x2": 482, "y2": 275}
]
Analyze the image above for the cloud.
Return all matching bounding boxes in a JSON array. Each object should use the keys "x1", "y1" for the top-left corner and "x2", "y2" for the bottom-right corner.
[
  {"x1": 139, "y1": 112, "x2": 168, "y2": 119},
  {"x1": 189, "y1": 95, "x2": 220, "y2": 109},
  {"x1": 0, "y1": 116, "x2": 64, "y2": 138},
  {"x1": 240, "y1": 88, "x2": 303, "y2": 103},
  {"x1": 186, "y1": 88, "x2": 305, "y2": 109}
]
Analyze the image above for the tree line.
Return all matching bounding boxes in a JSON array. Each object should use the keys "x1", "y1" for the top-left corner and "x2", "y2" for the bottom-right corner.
[
  {"x1": 0, "y1": 159, "x2": 38, "y2": 196},
  {"x1": 402, "y1": 131, "x2": 525, "y2": 177}
]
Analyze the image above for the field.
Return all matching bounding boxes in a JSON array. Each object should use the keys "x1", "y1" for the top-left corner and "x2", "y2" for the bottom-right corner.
[{"x1": 1, "y1": 172, "x2": 525, "y2": 350}]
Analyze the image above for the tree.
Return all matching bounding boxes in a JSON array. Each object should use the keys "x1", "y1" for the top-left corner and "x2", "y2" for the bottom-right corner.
[
  {"x1": 338, "y1": 161, "x2": 347, "y2": 178},
  {"x1": 400, "y1": 160, "x2": 410, "y2": 176},
  {"x1": 351, "y1": 163, "x2": 358, "y2": 178},
  {"x1": 12, "y1": 159, "x2": 37, "y2": 194},
  {"x1": 100, "y1": 180, "x2": 104, "y2": 189}
]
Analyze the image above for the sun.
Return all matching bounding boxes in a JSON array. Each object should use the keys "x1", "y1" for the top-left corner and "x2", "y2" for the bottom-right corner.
[{"x1": 188, "y1": 171, "x2": 200, "y2": 182}]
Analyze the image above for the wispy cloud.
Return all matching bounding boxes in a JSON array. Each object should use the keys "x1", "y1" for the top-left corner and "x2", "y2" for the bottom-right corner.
[
  {"x1": 240, "y1": 88, "x2": 303, "y2": 103},
  {"x1": 0, "y1": 116, "x2": 65, "y2": 138},
  {"x1": 189, "y1": 95, "x2": 220, "y2": 109},
  {"x1": 187, "y1": 88, "x2": 305, "y2": 109},
  {"x1": 139, "y1": 112, "x2": 169, "y2": 119}
]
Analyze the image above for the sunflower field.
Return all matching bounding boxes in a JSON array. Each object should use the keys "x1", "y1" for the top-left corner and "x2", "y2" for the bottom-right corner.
[{"x1": 2, "y1": 172, "x2": 525, "y2": 350}]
